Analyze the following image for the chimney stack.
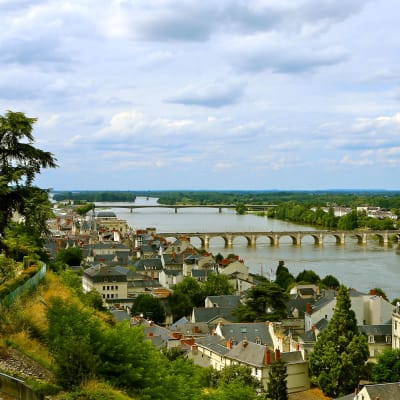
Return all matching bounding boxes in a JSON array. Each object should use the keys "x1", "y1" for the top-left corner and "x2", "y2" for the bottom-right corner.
[
  {"x1": 275, "y1": 349, "x2": 280, "y2": 361},
  {"x1": 264, "y1": 348, "x2": 271, "y2": 365}
]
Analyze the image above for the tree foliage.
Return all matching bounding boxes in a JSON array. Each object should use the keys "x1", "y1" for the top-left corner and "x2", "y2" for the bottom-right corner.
[
  {"x1": 266, "y1": 359, "x2": 288, "y2": 400},
  {"x1": 296, "y1": 269, "x2": 321, "y2": 285},
  {"x1": 321, "y1": 274, "x2": 340, "y2": 290},
  {"x1": 309, "y1": 285, "x2": 369, "y2": 397},
  {"x1": 130, "y1": 294, "x2": 166, "y2": 324},
  {"x1": 233, "y1": 282, "x2": 289, "y2": 322},
  {"x1": 0, "y1": 111, "x2": 57, "y2": 254},
  {"x1": 373, "y1": 348, "x2": 400, "y2": 383},
  {"x1": 56, "y1": 247, "x2": 83, "y2": 267},
  {"x1": 202, "y1": 273, "x2": 235, "y2": 297}
]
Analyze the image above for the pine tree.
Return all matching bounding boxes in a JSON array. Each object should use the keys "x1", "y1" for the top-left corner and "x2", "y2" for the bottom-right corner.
[
  {"x1": 309, "y1": 285, "x2": 369, "y2": 397},
  {"x1": 267, "y1": 359, "x2": 288, "y2": 400}
]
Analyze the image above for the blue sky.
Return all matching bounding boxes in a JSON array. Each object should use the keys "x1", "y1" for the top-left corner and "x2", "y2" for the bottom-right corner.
[{"x1": 1, "y1": 0, "x2": 400, "y2": 191}]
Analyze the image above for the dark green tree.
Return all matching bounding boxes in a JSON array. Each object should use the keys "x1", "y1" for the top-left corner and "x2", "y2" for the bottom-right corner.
[
  {"x1": 131, "y1": 294, "x2": 166, "y2": 324},
  {"x1": 168, "y1": 290, "x2": 193, "y2": 321},
  {"x1": 233, "y1": 282, "x2": 289, "y2": 322},
  {"x1": 373, "y1": 348, "x2": 400, "y2": 383},
  {"x1": 202, "y1": 273, "x2": 235, "y2": 297},
  {"x1": 56, "y1": 247, "x2": 83, "y2": 267},
  {"x1": 274, "y1": 262, "x2": 295, "y2": 290},
  {"x1": 309, "y1": 285, "x2": 369, "y2": 397},
  {"x1": 321, "y1": 274, "x2": 340, "y2": 290},
  {"x1": 175, "y1": 276, "x2": 204, "y2": 306},
  {"x1": 236, "y1": 202, "x2": 247, "y2": 215},
  {"x1": 46, "y1": 297, "x2": 103, "y2": 388},
  {"x1": 295, "y1": 269, "x2": 321, "y2": 284},
  {"x1": 266, "y1": 359, "x2": 288, "y2": 400},
  {"x1": 210, "y1": 365, "x2": 262, "y2": 400},
  {"x1": 0, "y1": 111, "x2": 57, "y2": 252}
]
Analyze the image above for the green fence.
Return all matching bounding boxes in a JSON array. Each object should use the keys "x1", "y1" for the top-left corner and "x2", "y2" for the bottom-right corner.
[{"x1": 0, "y1": 264, "x2": 47, "y2": 307}]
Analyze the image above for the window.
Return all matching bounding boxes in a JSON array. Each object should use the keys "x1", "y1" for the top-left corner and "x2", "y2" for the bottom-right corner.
[
  {"x1": 116, "y1": 285, "x2": 118, "y2": 290},
  {"x1": 103, "y1": 286, "x2": 106, "y2": 290},
  {"x1": 386, "y1": 336, "x2": 392, "y2": 344},
  {"x1": 368, "y1": 335, "x2": 375, "y2": 343}
]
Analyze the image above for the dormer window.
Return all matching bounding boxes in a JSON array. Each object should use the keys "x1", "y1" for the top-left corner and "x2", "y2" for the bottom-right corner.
[{"x1": 368, "y1": 335, "x2": 375, "y2": 343}]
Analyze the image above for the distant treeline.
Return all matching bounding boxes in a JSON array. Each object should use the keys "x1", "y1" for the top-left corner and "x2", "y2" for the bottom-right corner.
[
  {"x1": 267, "y1": 203, "x2": 397, "y2": 230},
  {"x1": 153, "y1": 190, "x2": 400, "y2": 209},
  {"x1": 53, "y1": 191, "x2": 136, "y2": 202}
]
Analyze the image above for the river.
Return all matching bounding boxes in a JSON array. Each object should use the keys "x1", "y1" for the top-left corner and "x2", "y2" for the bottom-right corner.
[{"x1": 97, "y1": 197, "x2": 400, "y2": 301}]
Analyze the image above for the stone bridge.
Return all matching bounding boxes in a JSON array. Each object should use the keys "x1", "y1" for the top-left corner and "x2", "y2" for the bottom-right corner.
[
  {"x1": 156, "y1": 230, "x2": 400, "y2": 249},
  {"x1": 95, "y1": 204, "x2": 276, "y2": 213}
]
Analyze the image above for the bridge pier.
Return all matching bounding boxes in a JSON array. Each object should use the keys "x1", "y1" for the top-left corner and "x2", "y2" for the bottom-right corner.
[
  {"x1": 203, "y1": 236, "x2": 209, "y2": 249},
  {"x1": 219, "y1": 207, "x2": 222, "y2": 213},
  {"x1": 130, "y1": 208, "x2": 133, "y2": 213},
  {"x1": 225, "y1": 235, "x2": 233, "y2": 249},
  {"x1": 249, "y1": 235, "x2": 257, "y2": 247},
  {"x1": 175, "y1": 207, "x2": 178, "y2": 214}
]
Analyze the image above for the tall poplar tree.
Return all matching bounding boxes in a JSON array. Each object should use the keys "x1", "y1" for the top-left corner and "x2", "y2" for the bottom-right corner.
[
  {"x1": 309, "y1": 285, "x2": 369, "y2": 397},
  {"x1": 267, "y1": 359, "x2": 288, "y2": 400}
]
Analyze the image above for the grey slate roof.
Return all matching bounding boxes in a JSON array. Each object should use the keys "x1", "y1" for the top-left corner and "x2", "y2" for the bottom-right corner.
[
  {"x1": 134, "y1": 258, "x2": 163, "y2": 271},
  {"x1": 219, "y1": 322, "x2": 273, "y2": 346},
  {"x1": 196, "y1": 335, "x2": 230, "y2": 356},
  {"x1": 192, "y1": 307, "x2": 238, "y2": 323},
  {"x1": 206, "y1": 295, "x2": 241, "y2": 308},
  {"x1": 170, "y1": 316, "x2": 189, "y2": 330},
  {"x1": 96, "y1": 211, "x2": 117, "y2": 218},
  {"x1": 360, "y1": 382, "x2": 400, "y2": 400},
  {"x1": 336, "y1": 382, "x2": 400, "y2": 400},
  {"x1": 83, "y1": 264, "x2": 127, "y2": 282},
  {"x1": 358, "y1": 324, "x2": 392, "y2": 335}
]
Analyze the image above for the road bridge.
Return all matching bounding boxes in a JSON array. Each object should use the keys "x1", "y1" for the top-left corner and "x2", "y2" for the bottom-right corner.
[
  {"x1": 94, "y1": 204, "x2": 276, "y2": 213},
  {"x1": 154, "y1": 230, "x2": 400, "y2": 249}
]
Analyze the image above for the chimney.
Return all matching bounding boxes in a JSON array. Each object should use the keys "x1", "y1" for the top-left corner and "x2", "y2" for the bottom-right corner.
[
  {"x1": 264, "y1": 348, "x2": 271, "y2": 365},
  {"x1": 243, "y1": 338, "x2": 248, "y2": 348},
  {"x1": 306, "y1": 303, "x2": 312, "y2": 314},
  {"x1": 275, "y1": 349, "x2": 280, "y2": 361},
  {"x1": 296, "y1": 343, "x2": 300, "y2": 351}
]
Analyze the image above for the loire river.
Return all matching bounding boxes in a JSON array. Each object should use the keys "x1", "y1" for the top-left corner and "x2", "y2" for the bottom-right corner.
[{"x1": 98, "y1": 197, "x2": 400, "y2": 301}]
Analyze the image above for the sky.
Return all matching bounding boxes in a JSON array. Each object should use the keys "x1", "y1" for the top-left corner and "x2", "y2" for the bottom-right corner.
[{"x1": 1, "y1": 0, "x2": 400, "y2": 191}]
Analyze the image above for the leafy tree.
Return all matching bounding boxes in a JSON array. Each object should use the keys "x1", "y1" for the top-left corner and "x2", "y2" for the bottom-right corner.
[
  {"x1": 168, "y1": 276, "x2": 205, "y2": 320},
  {"x1": 0, "y1": 254, "x2": 16, "y2": 284},
  {"x1": 2, "y1": 222, "x2": 43, "y2": 261},
  {"x1": 207, "y1": 365, "x2": 262, "y2": 400},
  {"x1": 296, "y1": 269, "x2": 321, "y2": 284},
  {"x1": 321, "y1": 274, "x2": 340, "y2": 289},
  {"x1": 0, "y1": 111, "x2": 57, "y2": 252},
  {"x1": 75, "y1": 202, "x2": 95, "y2": 216},
  {"x1": 337, "y1": 210, "x2": 358, "y2": 230},
  {"x1": 175, "y1": 276, "x2": 204, "y2": 306},
  {"x1": 130, "y1": 294, "x2": 166, "y2": 324},
  {"x1": 56, "y1": 247, "x2": 83, "y2": 267},
  {"x1": 309, "y1": 285, "x2": 369, "y2": 397},
  {"x1": 274, "y1": 262, "x2": 295, "y2": 290},
  {"x1": 46, "y1": 297, "x2": 103, "y2": 388},
  {"x1": 235, "y1": 203, "x2": 247, "y2": 215},
  {"x1": 266, "y1": 359, "x2": 288, "y2": 400},
  {"x1": 202, "y1": 273, "x2": 235, "y2": 297},
  {"x1": 373, "y1": 348, "x2": 400, "y2": 383},
  {"x1": 168, "y1": 290, "x2": 193, "y2": 321},
  {"x1": 218, "y1": 364, "x2": 259, "y2": 389},
  {"x1": 233, "y1": 282, "x2": 289, "y2": 322}
]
